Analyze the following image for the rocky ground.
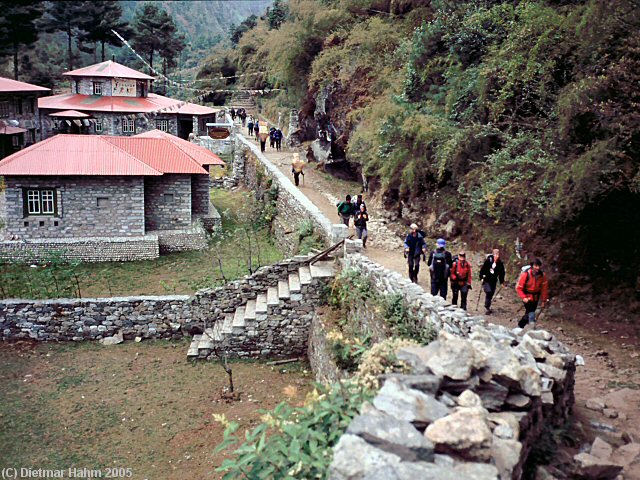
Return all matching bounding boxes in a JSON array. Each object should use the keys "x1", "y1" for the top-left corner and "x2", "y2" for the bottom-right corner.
[{"x1": 246, "y1": 132, "x2": 640, "y2": 479}]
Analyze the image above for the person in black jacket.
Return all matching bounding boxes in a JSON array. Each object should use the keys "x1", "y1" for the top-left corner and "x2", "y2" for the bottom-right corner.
[
  {"x1": 404, "y1": 224, "x2": 427, "y2": 283},
  {"x1": 354, "y1": 204, "x2": 369, "y2": 248},
  {"x1": 479, "y1": 248, "x2": 506, "y2": 314},
  {"x1": 427, "y1": 238, "x2": 453, "y2": 299}
]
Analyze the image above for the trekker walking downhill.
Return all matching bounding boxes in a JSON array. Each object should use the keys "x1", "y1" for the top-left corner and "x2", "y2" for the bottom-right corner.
[
  {"x1": 479, "y1": 248, "x2": 506, "y2": 314},
  {"x1": 291, "y1": 153, "x2": 305, "y2": 187},
  {"x1": 354, "y1": 204, "x2": 369, "y2": 248},
  {"x1": 451, "y1": 251, "x2": 472, "y2": 310},
  {"x1": 247, "y1": 118, "x2": 254, "y2": 136},
  {"x1": 428, "y1": 238, "x2": 453, "y2": 299},
  {"x1": 336, "y1": 195, "x2": 354, "y2": 226},
  {"x1": 275, "y1": 129, "x2": 283, "y2": 151},
  {"x1": 404, "y1": 224, "x2": 427, "y2": 283},
  {"x1": 254, "y1": 121, "x2": 260, "y2": 141},
  {"x1": 230, "y1": 107, "x2": 236, "y2": 121},
  {"x1": 516, "y1": 259, "x2": 549, "y2": 327}
]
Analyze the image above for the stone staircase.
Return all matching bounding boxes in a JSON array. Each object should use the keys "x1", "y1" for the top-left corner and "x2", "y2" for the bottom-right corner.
[
  {"x1": 187, "y1": 259, "x2": 336, "y2": 360},
  {"x1": 229, "y1": 91, "x2": 258, "y2": 116}
]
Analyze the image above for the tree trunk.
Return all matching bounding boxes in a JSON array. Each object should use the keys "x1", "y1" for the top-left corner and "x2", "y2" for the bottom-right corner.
[
  {"x1": 67, "y1": 24, "x2": 73, "y2": 70},
  {"x1": 101, "y1": 40, "x2": 105, "y2": 62},
  {"x1": 13, "y1": 43, "x2": 18, "y2": 80}
]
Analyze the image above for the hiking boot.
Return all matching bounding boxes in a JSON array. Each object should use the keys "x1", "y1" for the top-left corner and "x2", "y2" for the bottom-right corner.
[
  {"x1": 485, "y1": 308, "x2": 492, "y2": 315},
  {"x1": 518, "y1": 315, "x2": 528, "y2": 329}
]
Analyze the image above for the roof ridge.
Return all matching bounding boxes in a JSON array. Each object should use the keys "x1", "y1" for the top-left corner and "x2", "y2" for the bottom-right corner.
[
  {"x1": 151, "y1": 131, "x2": 208, "y2": 171},
  {"x1": 98, "y1": 137, "x2": 163, "y2": 175},
  {"x1": 0, "y1": 136, "x2": 57, "y2": 168}
]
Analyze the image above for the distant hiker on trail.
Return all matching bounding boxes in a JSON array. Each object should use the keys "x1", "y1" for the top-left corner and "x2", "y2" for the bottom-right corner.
[
  {"x1": 404, "y1": 224, "x2": 427, "y2": 283},
  {"x1": 450, "y1": 251, "x2": 472, "y2": 310},
  {"x1": 239, "y1": 109, "x2": 247, "y2": 126},
  {"x1": 269, "y1": 127, "x2": 276, "y2": 148},
  {"x1": 254, "y1": 121, "x2": 260, "y2": 141},
  {"x1": 230, "y1": 107, "x2": 236, "y2": 121},
  {"x1": 479, "y1": 248, "x2": 506, "y2": 315},
  {"x1": 291, "y1": 153, "x2": 305, "y2": 186},
  {"x1": 352, "y1": 194, "x2": 366, "y2": 212},
  {"x1": 336, "y1": 195, "x2": 354, "y2": 226},
  {"x1": 428, "y1": 238, "x2": 453, "y2": 299},
  {"x1": 247, "y1": 118, "x2": 254, "y2": 136},
  {"x1": 354, "y1": 204, "x2": 369, "y2": 248},
  {"x1": 259, "y1": 122, "x2": 269, "y2": 153},
  {"x1": 274, "y1": 128, "x2": 283, "y2": 151},
  {"x1": 516, "y1": 258, "x2": 549, "y2": 327}
]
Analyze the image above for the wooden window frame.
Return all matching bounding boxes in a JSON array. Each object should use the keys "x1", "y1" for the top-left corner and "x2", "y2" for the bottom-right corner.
[
  {"x1": 0, "y1": 101, "x2": 9, "y2": 118},
  {"x1": 122, "y1": 117, "x2": 135, "y2": 133},
  {"x1": 22, "y1": 188, "x2": 58, "y2": 217},
  {"x1": 156, "y1": 119, "x2": 169, "y2": 132},
  {"x1": 93, "y1": 82, "x2": 102, "y2": 95}
]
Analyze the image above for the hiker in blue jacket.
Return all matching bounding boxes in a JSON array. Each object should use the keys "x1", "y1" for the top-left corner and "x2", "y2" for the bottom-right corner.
[
  {"x1": 427, "y1": 238, "x2": 453, "y2": 299},
  {"x1": 404, "y1": 224, "x2": 428, "y2": 283}
]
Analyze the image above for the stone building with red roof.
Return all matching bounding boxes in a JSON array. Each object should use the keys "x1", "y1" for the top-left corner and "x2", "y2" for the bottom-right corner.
[
  {"x1": 0, "y1": 132, "x2": 224, "y2": 262},
  {"x1": 0, "y1": 77, "x2": 50, "y2": 159},
  {"x1": 38, "y1": 60, "x2": 220, "y2": 141}
]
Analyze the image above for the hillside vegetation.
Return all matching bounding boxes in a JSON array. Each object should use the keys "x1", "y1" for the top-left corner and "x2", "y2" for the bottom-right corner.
[{"x1": 201, "y1": 0, "x2": 640, "y2": 289}]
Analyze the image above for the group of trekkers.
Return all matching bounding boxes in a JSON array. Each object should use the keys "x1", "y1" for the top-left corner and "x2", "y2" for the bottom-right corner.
[
  {"x1": 229, "y1": 107, "x2": 247, "y2": 126},
  {"x1": 245, "y1": 116, "x2": 283, "y2": 153},
  {"x1": 403, "y1": 224, "x2": 549, "y2": 327},
  {"x1": 336, "y1": 194, "x2": 369, "y2": 248}
]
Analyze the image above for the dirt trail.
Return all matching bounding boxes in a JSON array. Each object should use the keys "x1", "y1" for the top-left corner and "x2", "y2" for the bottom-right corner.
[{"x1": 243, "y1": 133, "x2": 640, "y2": 476}]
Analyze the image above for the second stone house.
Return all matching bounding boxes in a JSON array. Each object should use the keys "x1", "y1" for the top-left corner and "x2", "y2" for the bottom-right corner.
[
  {"x1": 0, "y1": 132, "x2": 225, "y2": 262},
  {"x1": 38, "y1": 60, "x2": 219, "y2": 140}
]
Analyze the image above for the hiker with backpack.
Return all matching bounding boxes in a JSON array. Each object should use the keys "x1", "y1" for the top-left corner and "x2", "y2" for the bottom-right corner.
[
  {"x1": 450, "y1": 251, "x2": 472, "y2": 310},
  {"x1": 427, "y1": 238, "x2": 453, "y2": 299},
  {"x1": 516, "y1": 258, "x2": 549, "y2": 327},
  {"x1": 230, "y1": 107, "x2": 236, "y2": 121},
  {"x1": 479, "y1": 248, "x2": 506, "y2": 315},
  {"x1": 274, "y1": 129, "x2": 283, "y2": 151},
  {"x1": 404, "y1": 224, "x2": 428, "y2": 283},
  {"x1": 247, "y1": 118, "x2": 254, "y2": 136},
  {"x1": 336, "y1": 195, "x2": 355, "y2": 226},
  {"x1": 354, "y1": 204, "x2": 369, "y2": 248}
]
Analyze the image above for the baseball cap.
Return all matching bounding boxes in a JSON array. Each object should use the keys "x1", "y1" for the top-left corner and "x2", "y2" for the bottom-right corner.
[{"x1": 436, "y1": 238, "x2": 446, "y2": 247}]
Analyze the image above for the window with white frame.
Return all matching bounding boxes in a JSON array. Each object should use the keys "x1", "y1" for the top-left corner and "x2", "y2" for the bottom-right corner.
[
  {"x1": 0, "y1": 101, "x2": 9, "y2": 118},
  {"x1": 93, "y1": 82, "x2": 102, "y2": 95},
  {"x1": 25, "y1": 189, "x2": 56, "y2": 215},
  {"x1": 95, "y1": 119, "x2": 103, "y2": 132},
  {"x1": 122, "y1": 118, "x2": 135, "y2": 133},
  {"x1": 156, "y1": 119, "x2": 168, "y2": 132}
]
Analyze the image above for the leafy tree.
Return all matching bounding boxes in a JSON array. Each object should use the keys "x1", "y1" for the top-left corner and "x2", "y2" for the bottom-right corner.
[
  {"x1": 0, "y1": 1, "x2": 43, "y2": 79},
  {"x1": 229, "y1": 15, "x2": 258, "y2": 46},
  {"x1": 78, "y1": 1, "x2": 131, "y2": 62},
  {"x1": 39, "y1": 1, "x2": 91, "y2": 71},
  {"x1": 267, "y1": 0, "x2": 289, "y2": 30},
  {"x1": 131, "y1": 3, "x2": 184, "y2": 76}
]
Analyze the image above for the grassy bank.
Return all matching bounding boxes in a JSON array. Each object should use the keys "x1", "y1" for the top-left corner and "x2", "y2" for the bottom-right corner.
[{"x1": 0, "y1": 189, "x2": 283, "y2": 299}]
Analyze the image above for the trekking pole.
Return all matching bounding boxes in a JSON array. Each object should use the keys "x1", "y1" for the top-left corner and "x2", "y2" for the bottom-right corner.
[{"x1": 475, "y1": 278, "x2": 484, "y2": 311}]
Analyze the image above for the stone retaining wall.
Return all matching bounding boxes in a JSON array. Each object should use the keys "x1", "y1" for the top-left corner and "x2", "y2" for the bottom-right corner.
[
  {"x1": 328, "y1": 252, "x2": 576, "y2": 480},
  {"x1": 154, "y1": 221, "x2": 209, "y2": 254},
  {"x1": 0, "y1": 235, "x2": 160, "y2": 263},
  {"x1": 308, "y1": 311, "x2": 344, "y2": 384}
]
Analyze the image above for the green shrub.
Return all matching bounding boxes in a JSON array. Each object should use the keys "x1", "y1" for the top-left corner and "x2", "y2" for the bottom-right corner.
[{"x1": 215, "y1": 380, "x2": 374, "y2": 479}]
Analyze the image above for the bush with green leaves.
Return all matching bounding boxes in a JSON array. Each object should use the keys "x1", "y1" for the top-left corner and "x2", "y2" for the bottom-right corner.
[
  {"x1": 383, "y1": 293, "x2": 437, "y2": 344},
  {"x1": 215, "y1": 380, "x2": 373, "y2": 479}
]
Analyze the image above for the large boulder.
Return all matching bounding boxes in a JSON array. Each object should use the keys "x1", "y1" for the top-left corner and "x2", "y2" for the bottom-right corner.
[{"x1": 425, "y1": 407, "x2": 494, "y2": 461}]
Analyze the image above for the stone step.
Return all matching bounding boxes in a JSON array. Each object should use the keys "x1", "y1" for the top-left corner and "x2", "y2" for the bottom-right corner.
[
  {"x1": 221, "y1": 313, "x2": 234, "y2": 334},
  {"x1": 198, "y1": 331, "x2": 215, "y2": 350},
  {"x1": 256, "y1": 293, "x2": 268, "y2": 313},
  {"x1": 244, "y1": 299, "x2": 257, "y2": 320},
  {"x1": 288, "y1": 272, "x2": 301, "y2": 293},
  {"x1": 267, "y1": 286, "x2": 279, "y2": 306},
  {"x1": 278, "y1": 279, "x2": 290, "y2": 299},
  {"x1": 187, "y1": 334, "x2": 201, "y2": 357},
  {"x1": 310, "y1": 260, "x2": 336, "y2": 278},
  {"x1": 298, "y1": 265, "x2": 312, "y2": 285},
  {"x1": 210, "y1": 323, "x2": 223, "y2": 341},
  {"x1": 232, "y1": 306, "x2": 246, "y2": 331}
]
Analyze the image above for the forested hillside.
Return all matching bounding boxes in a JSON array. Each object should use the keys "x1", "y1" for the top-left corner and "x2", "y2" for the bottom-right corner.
[{"x1": 201, "y1": 0, "x2": 640, "y2": 292}]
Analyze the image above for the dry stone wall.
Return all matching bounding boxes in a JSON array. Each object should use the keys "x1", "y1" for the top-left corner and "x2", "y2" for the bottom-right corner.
[{"x1": 328, "y1": 252, "x2": 576, "y2": 480}]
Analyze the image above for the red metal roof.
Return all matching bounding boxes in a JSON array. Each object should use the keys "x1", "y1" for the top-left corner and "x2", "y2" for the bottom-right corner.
[
  {"x1": 0, "y1": 76, "x2": 50, "y2": 93},
  {"x1": 0, "y1": 136, "x2": 162, "y2": 176},
  {"x1": 103, "y1": 137, "x2": 208, "y2": 174},
  {"x1": 63, "y1": 60, "x2": 154, "y2": 80},
  {"x1": 0, "y1": 126, "x2": 28, "y2": 135},
  {"x1": 49, "y1": 110, "x2": 91, "y2": 118},
  {"x1": 39, "y1": 92, "x2": 219, "y2": 116},
  {"x1": 135, "y1": 129, "x2": 225, "y2": 166}
]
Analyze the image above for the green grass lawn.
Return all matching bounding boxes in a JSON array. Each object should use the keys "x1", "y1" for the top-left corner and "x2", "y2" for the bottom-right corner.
[{"x1": 0, "y1": 189, "x2": 283, "y2": 299}]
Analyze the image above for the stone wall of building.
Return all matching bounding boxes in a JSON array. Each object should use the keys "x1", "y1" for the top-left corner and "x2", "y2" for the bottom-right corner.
[
  {"x1": 144, "y1": 174, "x2": 192, "y2": 231},
  {"x1": 0, "y1": 235, "x2": 159, "y2": 263},
  {"x1": 3, "y1": 176, "x2": 146, "y2": 239},
  {"x1": 0, "y1": 92, "x2": 44, "y2": 147},
  {"x1": 156, "y1": 220, "x2": 209, "y2": 254},
  {"x1": 196, "y1": 202, "x2": 222, "y2": 233},
  {"x1": 191, "y1": 172, "x2": 210, "y2": 215}
]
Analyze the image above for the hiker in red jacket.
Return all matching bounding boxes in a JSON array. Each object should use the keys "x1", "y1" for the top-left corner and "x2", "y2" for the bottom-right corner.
[
  {"x1": 516, "y1": 258, "x2": 549, "y2": 327},
  {"x1": 450, "y1": 251, "x2": 472, "y2": 310}
]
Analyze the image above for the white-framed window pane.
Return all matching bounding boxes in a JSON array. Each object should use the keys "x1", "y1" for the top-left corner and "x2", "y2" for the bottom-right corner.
[
  {"x1": 95, "y1": 120, "x2": 103, "y2": 132},
  {"x1": 0, "y1": 101, "x2": 9, "y2": 118},
  {"x1": 27, "y1": 190, "x2": 40, "y2": 214},
  {"x1": 93, "y1": 82, "x2": 102, "y2": 95},
  {"x1": 41, "y1": 190, "x2": 55, "y2": 214},
  {"x1": 122, "y1": 118, "x2": 135, "y2": 133},
  {"x1": 156, "y1": 119, "x2": 168, "y2": 132}
]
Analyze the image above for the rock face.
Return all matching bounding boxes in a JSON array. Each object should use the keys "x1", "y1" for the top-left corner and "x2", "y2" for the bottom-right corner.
[
  {"x1": 329, "y1": 324, "x2": 576, "y2": 480},
  {"x1": 573, "y1": 452, "x2": 623, "y2": 479}
]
